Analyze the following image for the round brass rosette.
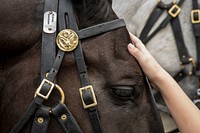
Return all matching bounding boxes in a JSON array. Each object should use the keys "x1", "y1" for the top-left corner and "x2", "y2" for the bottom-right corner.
[{"x1": 56, "y1": 29, "x2": 79, "y2": 52}]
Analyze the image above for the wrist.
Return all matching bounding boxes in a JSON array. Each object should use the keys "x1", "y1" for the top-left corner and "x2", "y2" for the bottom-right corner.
[{"x1": 149, "y1": 67, "x2": 170, "y2": 91}]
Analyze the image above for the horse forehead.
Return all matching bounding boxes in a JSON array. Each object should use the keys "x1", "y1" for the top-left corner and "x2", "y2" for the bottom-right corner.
[
  {"x1": 0, "y1": 0, "x2": 43, "y2": 24},
  {"x1": 79, "y1": 34, "x2": 143, "y2": 81},
  {"x1": 0, "y1": 0, "x2": 43, "y2": 54}
]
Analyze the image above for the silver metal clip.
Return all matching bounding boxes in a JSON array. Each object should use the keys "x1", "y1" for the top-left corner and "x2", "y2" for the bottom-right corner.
[
  {"x1": 197, "y1": 88, "x2": 200, "y2": 96},
  {"x1": 43, "y1": 11, "x2": 57, "y2": 33}
]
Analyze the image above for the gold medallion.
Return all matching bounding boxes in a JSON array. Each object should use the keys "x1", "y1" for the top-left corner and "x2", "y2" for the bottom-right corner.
[{"x1": 56, "y1": 29, "x2": 79, "y2": 52}]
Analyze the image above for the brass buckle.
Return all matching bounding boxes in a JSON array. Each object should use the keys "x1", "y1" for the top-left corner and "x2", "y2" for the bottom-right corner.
[
  {"x1": 191, "y1": 10, "x2": 200, "y2": 24},
  {"x1": 168, "y1": 4, "x2": 181, "y2": 18},
  {"x1": 79, "y1": 85, "x2": 97, "y2": 109},
  {"x1": 35, "y1": 80, "x2": 65, "y2": 103},
  {"x1": 188, "y1": 57, "x2": 196, "y2": 68},
  {"x1": 180, "y1": 57, "x2": 196, "y2": 75},
  {"x1": 35, "y1": 79, "x2": 55, "y2": 100}
]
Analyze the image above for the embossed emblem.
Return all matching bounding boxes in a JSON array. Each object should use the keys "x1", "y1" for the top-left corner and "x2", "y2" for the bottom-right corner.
[{"x1": 56, "y1": 29, "x2": 79, "y2": 52}]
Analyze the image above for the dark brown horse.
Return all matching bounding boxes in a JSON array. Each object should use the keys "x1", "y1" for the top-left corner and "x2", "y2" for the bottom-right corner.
[{"x1": 0, "y1": 0, "x2": 164, "y2": 132}]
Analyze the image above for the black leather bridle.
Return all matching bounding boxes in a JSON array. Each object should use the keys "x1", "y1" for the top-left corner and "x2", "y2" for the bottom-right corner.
[
  {"x1": 191, "y1": 0, "x2": 200, "y2": 108},
  {"x1": 139, "y1": 0, "x2": 196, "y2": 82},
  {"x1": 10, "y1": 0, "x2": 126, "y2": 132},
  {"x1": 140, "y1": 0, "x2": 200, "y2": 108}
]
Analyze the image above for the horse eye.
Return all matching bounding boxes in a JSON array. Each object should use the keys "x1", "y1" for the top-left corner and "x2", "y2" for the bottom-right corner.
[{"x1": 110, "y1": 85, "x2": 141, "y2": 101}]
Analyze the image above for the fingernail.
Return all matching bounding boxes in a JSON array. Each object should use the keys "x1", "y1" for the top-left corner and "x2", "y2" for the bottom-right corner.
[{"x1": 128, "y1": 43, "x2": 135, "y2": 49}]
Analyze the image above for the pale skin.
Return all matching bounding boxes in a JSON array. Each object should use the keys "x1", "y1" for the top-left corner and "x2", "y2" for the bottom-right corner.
[{"x1": 127, "y1": 33, "x2": 200, "y2": 133}]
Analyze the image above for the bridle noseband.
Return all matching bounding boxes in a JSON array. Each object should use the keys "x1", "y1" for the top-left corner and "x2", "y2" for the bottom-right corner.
[{"x1": 10, "y1": 0, "x2": 126, "y2": 132}]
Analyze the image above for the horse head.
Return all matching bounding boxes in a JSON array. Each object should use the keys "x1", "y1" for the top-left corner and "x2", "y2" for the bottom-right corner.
[{"x1": 0, "y1": 0, "x2": 164, "y2": 132}]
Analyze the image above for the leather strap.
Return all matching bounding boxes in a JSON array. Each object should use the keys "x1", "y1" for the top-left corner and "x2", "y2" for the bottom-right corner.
[
  {"x1": 52, "y1": 103, "x2": 83, "y2": 133},
  {"x1": 46, "y1": 50, "x2": 65, "y2": 81},
  {"x1": 41, "y1": 0, "x2": 58, "y2": 80},
  {"x1": 12, "y1": 1, "x2": 62, "y2": 130},
  {"x1": 11, "y1": 0, "x2": 127, "y2": 132},
  {"x1": 139, "y1": 3, "x2": 165, "y2": 43},
  {"x1": 139, "y1": 0, "x2": 185, "y2": 44},
  {"x1": 10, "y1": 12, "x2": 66, "y2": 133},
  {"x1": 170, "y1": 1, "x2": 196, "y2": 83},
  {"x1": 10, "y1": 72, "x2": 58, "y2": 132},
  {"x1": 191, "y1": 0, "x2": 200, "y2": 110},
  {"x1": 10, "y1": 97, "x2": 44, "y2": 133},
  {"x1": 31, "y1": 106, "x2": 51, "y2": 133},
  {"x1": 77, "y1": 19, "x2": 126, "y2": 40},
  {"x1": 192, "y1": 0, "x2": 200, "y2": 69},
  {"x1": 31, "y1": 103, "x2": 83, "y2": 133},
  {"x1": 139, "y1": 0, "x2": 193, "y2": 82},
  {"x1": 87, "y1": 108, "x2": 102, "y2": 133},
  {"x1": 170, "y1": 14, "x2": 191, "y2": 65},
  {"x1": 60, "y1": 0, "x2": 103, "y2": 132},
  {"x1": 173, "y1": 69, "x2": 189, "y2": 82},
  {"x1": 75, "y1": 16, "x2": 103, "y2": 133}
]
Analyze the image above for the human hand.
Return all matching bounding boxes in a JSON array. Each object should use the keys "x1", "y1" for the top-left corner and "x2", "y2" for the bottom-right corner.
[{"x1": 127, "y1": 32, "x2": 167, "y2": 85}]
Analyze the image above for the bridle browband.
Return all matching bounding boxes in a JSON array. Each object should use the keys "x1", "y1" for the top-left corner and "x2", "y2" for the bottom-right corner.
[{"x1": 10, "y1": 0, "x2": 126, "y2": 132}]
